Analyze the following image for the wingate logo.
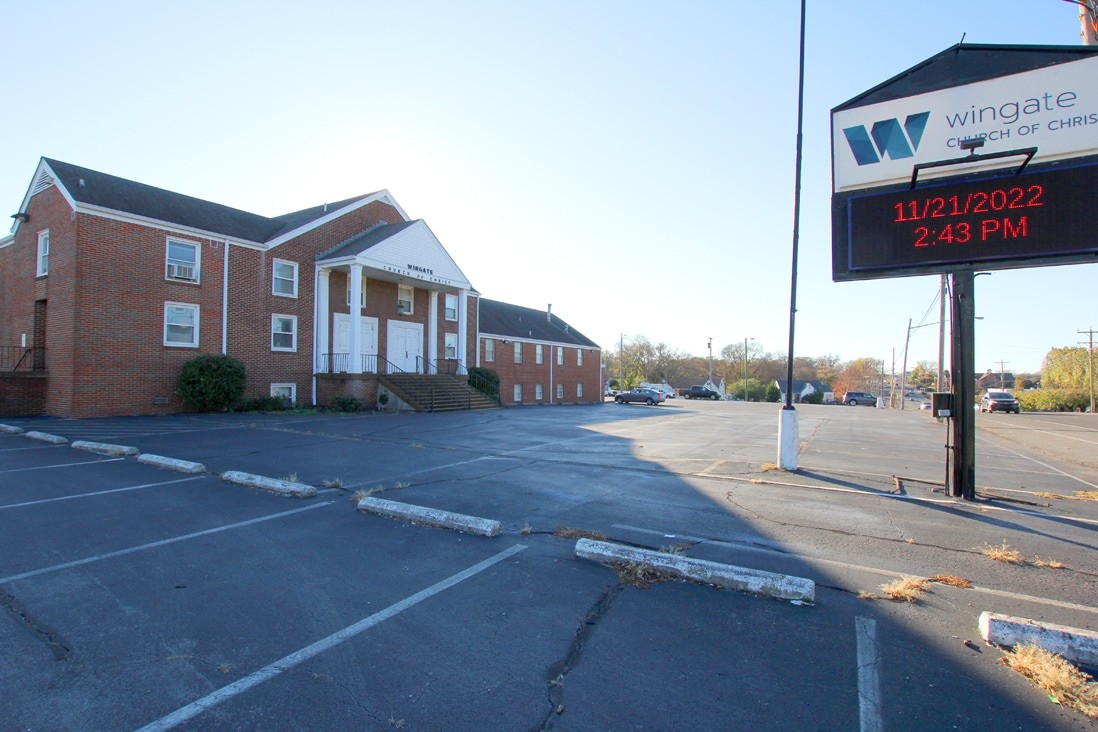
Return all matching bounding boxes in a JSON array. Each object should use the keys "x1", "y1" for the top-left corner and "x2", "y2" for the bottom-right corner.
[{"x1": 843, "y1": 112, "x2": 930, "y2": 166}]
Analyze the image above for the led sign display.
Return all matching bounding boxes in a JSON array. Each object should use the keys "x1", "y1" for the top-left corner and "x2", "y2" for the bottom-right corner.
[{"x1": 832, "y1": 158, "x2": 1098, "y2": 281}]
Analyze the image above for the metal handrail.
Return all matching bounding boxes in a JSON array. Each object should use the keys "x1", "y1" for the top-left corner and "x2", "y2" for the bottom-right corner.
[{"x1": 2, "y1": 346, "x2": 45, "y2": 372}]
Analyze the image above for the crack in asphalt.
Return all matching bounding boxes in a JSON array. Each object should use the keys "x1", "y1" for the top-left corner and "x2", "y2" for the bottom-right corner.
[
  {"x1": 0, "y1": 586, "x2": 73, "y2": 660},
  {"x1": 534, "y1": 583, "x2": 625, "y2": 731}
]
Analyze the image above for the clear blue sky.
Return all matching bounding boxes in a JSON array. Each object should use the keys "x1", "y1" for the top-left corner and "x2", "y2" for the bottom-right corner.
[{"x1": 3, "y1": 1, "x2": 1092, "y2": 375}]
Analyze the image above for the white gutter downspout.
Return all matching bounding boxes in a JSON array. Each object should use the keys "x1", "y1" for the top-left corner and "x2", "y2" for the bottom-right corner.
[
  {"x1": 312, "y1": 266, "x2": 320, "y2": 407},
  {"x1": 549, "y1": 344, "x2": 554, "y2": 404},
  {"x1": 221, "y1": 241, "x2": 229, "y2": 353}
]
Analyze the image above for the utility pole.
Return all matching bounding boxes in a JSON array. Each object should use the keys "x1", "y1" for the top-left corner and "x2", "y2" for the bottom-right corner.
[
  {"x1": 707, "y1": 337, "x2": 713, "y2": 385},
  {"x1": 889, "y1": 348, "x2": 896, "y2": 408},
  {"x1": 900, "y1": 319, "x2": 912, "y2": 410},
  {"x1": 1080, "y1": 327, "x2": 1096, "y2": 414},
  {"x1": 744, "y1": 337, "x2": 754, "y2": 402},
  {"x1": 996, "y1": 360, "x2": 1010, "y2": 389}
]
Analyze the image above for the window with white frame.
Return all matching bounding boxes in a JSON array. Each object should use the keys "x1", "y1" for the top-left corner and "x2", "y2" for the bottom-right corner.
[
  {"x1": 485, "y1": 338, "x2": 495, "y2": 362},
  {"x1": 513, "y1": 384, "x2": 523, "y2": 402},
  {"x1": 270, "y1": 383, "x2": 296, "y2": 403},
  {"x1": 444, "y1": 332, "x2": 458, "y2": 359},
  {"x1": 398, "y1": 284, "x2": 414, "y2": 314},
  {"x1": 535, "y1": 384, "x2": 544, "y2": 400},
  {"x1": 514, "y1": 341, "x2": 523, "y2": 363},
  {"x1": 273, "y1": 259, "x2": 298, "y2": 297},
  {"x1": 345, "y1": 276, "x2": 365, "y2": 308},
  {"x1": 165, "y1": 238, "x2": 200, "y2": 283},
  {"x1": 164, "y1": 302, "x2": 199, "y2": 347},
  {"x1": 271, "y1": 314, "x2": 297, "y2": 351},
  {"x1": 577, "y1": 348, "x2": 584, "y2": 366},
  {"x1": 445, "y1": 293, "x2": 458, "y2": 321},
  {"x1": 535, "y1": 344, "x2": 543, "y2": 365},
  {"x1": 577, "y1": 383, "x2": 584, "y2": 398},
  {"x1": 36, "y1": 230, "x2": 49, "y2": 276},
  {"x1": 557, "y1": 346, "x2": 563, "y2": 366},
  {"x1": 556, "y1": 383, "x2": 564, "y2": 399}
]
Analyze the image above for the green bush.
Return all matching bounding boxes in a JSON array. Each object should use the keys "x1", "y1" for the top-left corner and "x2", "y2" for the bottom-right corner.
[
  {"x1": 765, "y1": 383, "x2": 781, "y2": 403},
  {"x1": 328, "y1": 396, "x2": 366, "y2": 413},
  {"x1": 801, "y1": 390, "x2": 824, "y2": 404},
  {"x1": 1014, "y1": 389, "x2": 1090, "y2": 412},
  {"x1": 468, "y1": 367, "x2": 500, "y2": 400},
  {"x1": 177, "y1": 355, "x2": 246, "y2": 412}
]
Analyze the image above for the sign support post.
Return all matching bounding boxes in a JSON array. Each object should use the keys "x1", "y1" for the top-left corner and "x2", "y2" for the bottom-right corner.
[{"x1": 950, "y1": 269, "x2": 976, "y2": 499}]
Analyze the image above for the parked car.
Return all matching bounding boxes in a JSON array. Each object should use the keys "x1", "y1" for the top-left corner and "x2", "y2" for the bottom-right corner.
[
  {"x1": 981, "y1": 390, "x2": 1020, "y2": 413},
  {"x1": 843, "y1": 391, "x2": 877, "y2": 406},
  {"x1": 683, "y1": 385, "x2": 721, "y2": 400},
  {"x1": 615, "y1": 387, "x2": 665, "y2": 405},
  {"x1": 919, "y1": 401, "x2": 932, "y2": 411}
]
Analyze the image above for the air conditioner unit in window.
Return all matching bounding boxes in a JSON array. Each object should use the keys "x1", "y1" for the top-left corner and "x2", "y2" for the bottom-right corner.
[{"x1": 167, "y1": 264, "x2": 196, "y2": 281}]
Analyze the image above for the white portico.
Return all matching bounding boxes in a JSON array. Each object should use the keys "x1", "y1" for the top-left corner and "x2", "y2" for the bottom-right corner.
[{"x1": 313, "y1": 219, "x2": 474, "y2": 375}]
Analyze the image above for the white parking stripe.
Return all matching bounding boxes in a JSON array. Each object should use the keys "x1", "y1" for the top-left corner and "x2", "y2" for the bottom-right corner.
[
  {"x1": 0, "y1": 476, "x2": 204, "y2": 511},
  {"x1": 856, "y1": 616, "x2": 883, "y2": 732},
  {"x1": 136, "y1": 544, "x2": 528, "y2": 731},
  {"x1": 0, "y1": 457, "x2": 124, "y2": 473},
  {"x1": 0, "y1": 503, "x2": 330, "y2": 585}
]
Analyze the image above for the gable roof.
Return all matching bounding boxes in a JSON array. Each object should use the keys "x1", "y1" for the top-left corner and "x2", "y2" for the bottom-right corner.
[
  {"x1": 39, "y1": 158, "x2": 288, "y2": 242},
  {"x1": 16, "y1": 158, "x2": 403, "y2": 246},
  {"x1": 318, "y1": 220, "x2": 420, "y2": 260},
  {"x1": 478, "y1": 299, "x2": 600, "y2": 349},
  {"x1": 834, "y1": 43, "x2": 1098, "y2": 111}
]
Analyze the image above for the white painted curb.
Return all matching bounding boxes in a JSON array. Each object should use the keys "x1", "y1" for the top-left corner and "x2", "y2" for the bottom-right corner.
[
  {"x1": 24, "y1": 431, "x2": 67, "y2": 444},
  {"x1": 979, "y1": 611, "x2": 1098, "y2": 667},
  {"x1": 72, "y1": 440, "x2": 139, "y2": 457},
  {"x1": 221, "y1": 470, "x2": 316, "y2": 498},
  {"x1": 574, "y1": 538, "x2": 815, "y2": 602},
  {"x1": 138, "y1": 454, "x2": 206, "y2": 474},
  {"x1": 0, "y1": 424, "x2": 25, "y2": 434},
  {"x1": 357, "y1": 497, "x2": 502, "y2": 537}
]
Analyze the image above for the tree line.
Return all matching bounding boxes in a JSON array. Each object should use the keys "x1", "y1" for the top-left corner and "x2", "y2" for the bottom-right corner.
[{"x1": 602, "y1": 337, "x2": 1091, "y2": 397}]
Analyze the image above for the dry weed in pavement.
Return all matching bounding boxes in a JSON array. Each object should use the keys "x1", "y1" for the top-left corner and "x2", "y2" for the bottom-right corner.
[
  {"x1": 1072, "y1": 490, "x2": 1098, "y2": 502},
  {"x1": 759, "y1": 463, "x2": 780, "y2": 472},
  {"x1": 1034, "y1": 491, "x2": 1064, "y2": 500},
  {"x1": 1000, "y1": 643, "x2": 1098, "y2": 718},
  {"x1": 609, "y1": 561, "x2": 674, "y2": 589},
  {"x1": 322, "y1": 477, "x2": 343, "y2": 489},
  {"x1": 1033, "y1": 557, "x2": 1066, "y2": 569},
  {"x1": 879, "y1": 576, "x2": 929, "y2": 602},
  {"x1": 981, "y1": 541, "x2": 1024, "y2": 564},
  {"x1": 929, "y1": 574, "x2": 973, "y2": 588},
  {"x1": 352, "y1": 486, "x2": 385, "y2": 501},
  {"x1": 554, "y1": 527, "x2": 608, "y2": 541}
]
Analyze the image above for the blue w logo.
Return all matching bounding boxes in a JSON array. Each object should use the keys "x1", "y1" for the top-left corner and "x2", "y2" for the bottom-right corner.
[{"x1": 843, "y1": 112, "x2": 930, "y2": 166}]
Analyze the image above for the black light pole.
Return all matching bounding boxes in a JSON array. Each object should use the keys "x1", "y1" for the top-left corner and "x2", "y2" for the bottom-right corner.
[{"x1": 778, "y1": 0, "x2": 806, "y2": 469}]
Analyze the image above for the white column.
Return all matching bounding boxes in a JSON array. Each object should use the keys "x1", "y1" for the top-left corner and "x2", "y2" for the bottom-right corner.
[
  {"x1": 316, "y1": 269, "x2": 330, "y2": 371},
  {"x1": 349, "y1": 264, "x2": 363, "y2": 374},
  {"x1": 457, "y1": 289, "x2": 468, "y2": 371},
  {"x1": 428, "y1": 291, "x2": 439, "y2": 373}
]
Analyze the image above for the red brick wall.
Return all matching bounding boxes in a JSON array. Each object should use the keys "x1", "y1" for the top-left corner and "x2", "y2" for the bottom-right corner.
[
  {"x1": 480, "y1": 336, "x2": 602, "y2": 406},
  {"x1": 0, "y1": 374, "x2": 47, "y2": 416}
]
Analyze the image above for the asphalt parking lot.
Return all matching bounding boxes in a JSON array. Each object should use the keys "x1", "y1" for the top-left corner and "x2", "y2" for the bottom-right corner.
[{"x1": 2, "y1": 403, "x2": 1096, "y2": 730}]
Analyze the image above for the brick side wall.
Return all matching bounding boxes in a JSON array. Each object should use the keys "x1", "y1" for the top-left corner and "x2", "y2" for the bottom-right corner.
[
  {"x1": 481, "y1": 336, "x2": 602, "y2": 406},
  {"x1": 0, "y1": 374, "x2": 47, "y2": 417}
]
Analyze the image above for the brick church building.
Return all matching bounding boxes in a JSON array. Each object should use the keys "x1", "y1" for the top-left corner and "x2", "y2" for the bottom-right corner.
[{"x1": 0, "y1": 158, "x2": 601, "y2": 417}]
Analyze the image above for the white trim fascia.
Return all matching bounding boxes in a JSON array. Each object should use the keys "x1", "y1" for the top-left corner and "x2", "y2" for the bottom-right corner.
[
  {"x1": 477, "y1": 331, "x2": 598, "y2": 351},
  {"x1": 0, "y1": 235, "x2": 13, "y2": 250},
  {"x1": 263, "y1": 189, "x2": 410, "y2": 250}
]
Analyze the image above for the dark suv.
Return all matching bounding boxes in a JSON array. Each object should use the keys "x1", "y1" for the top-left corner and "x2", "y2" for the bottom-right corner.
[
  {"x1": 683, "y1": 385, "x2": 721, "y2": 400},
  {"x1": 981, "y1": 390, "x2": 1020, "y2": 413},
  {"x1": 843, "y1": 391, "x2": 877, "y2": 406}
]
